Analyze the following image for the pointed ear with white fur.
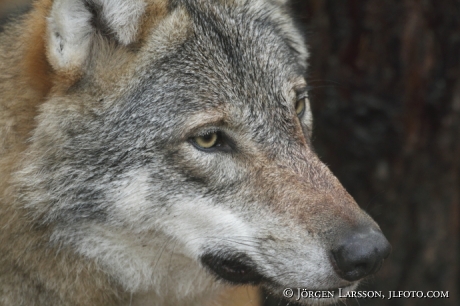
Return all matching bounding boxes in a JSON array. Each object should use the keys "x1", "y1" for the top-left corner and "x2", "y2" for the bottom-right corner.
[{"x1": 46, "y1": 0, "x2": 146, "y2": 72}]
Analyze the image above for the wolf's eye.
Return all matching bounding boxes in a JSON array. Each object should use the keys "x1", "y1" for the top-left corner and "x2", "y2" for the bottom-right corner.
[
  {"x1": 192, "y1": 132, "x2": 219, "y2": 149},
  {"x1": 295, "y1": 98, "x2": 306, "y2": 117},
  {"x1": 190, "y1": 130, "x2": 234, "y2": 153}
]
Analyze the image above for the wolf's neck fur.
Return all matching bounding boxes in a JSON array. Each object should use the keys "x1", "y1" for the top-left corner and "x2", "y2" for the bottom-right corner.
[{"x1": 0, "y1": 28, "x2": 120, "y2": 302}]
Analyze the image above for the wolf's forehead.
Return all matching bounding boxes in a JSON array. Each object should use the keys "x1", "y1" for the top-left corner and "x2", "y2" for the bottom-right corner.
[
  {"x1": 134, "y1": 0, "x2": 308, "y2": 130},
  {"x1": 186, "y1": 0, "x2": 306, "y2": 65},
  {"x1": 177, "y1": 0, "x2": 307, "y2": 99},
  {"x1": 139, "y1": 0, "x2": 306, "y2": 82}
]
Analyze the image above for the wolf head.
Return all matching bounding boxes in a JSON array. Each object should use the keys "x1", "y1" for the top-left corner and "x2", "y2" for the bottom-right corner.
[{"x1": 18, "y1": 0, "x2": 390, "y2": 304}]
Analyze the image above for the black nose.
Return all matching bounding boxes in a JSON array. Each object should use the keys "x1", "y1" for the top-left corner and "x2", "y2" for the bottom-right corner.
[{"x1": 331, "y1": 227, "x2": 391, "y2": 281}]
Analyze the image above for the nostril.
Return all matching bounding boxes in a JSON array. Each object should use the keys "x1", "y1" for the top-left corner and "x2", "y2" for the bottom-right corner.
[
  {"x1": 330, "y1": 228, "x2": 391, "y2": 282},
  {"x1": 331, "y1": 248, "x2": 374, "y2": 281}
]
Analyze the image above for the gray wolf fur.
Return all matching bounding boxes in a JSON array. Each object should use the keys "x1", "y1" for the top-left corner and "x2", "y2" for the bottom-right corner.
[{"x1": 0, "y1": 0, "x2": 391, "y2": 305}]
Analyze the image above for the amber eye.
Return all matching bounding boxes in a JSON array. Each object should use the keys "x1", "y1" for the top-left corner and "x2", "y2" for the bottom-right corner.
[
  {"x1": 192, "y1": 132, "x2": 219, "y2": 149},
  {"x1": 295, "y1": 98, "x2": 306, "y2": 117}
]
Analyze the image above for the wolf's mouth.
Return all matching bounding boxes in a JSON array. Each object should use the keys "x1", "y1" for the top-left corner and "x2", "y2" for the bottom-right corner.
[
  {"x1": 200, "y1": 252, "x2": 356, "y2": 291},
  {"x1": 200, "y1": 252, "x2": 264, "y2": 285}
]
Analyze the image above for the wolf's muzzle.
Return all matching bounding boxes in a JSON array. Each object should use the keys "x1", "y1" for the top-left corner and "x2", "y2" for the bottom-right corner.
[{"x1": 330, "y1": 227, "x2": 391, "y2": 281}]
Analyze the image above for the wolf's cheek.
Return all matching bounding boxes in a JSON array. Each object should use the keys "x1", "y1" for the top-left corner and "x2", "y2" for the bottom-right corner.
[{"x1": 107, "y1": 168, "x2": 255, "y2": 254}]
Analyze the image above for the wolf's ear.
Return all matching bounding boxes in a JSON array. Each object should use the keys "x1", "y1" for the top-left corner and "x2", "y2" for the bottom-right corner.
[{"x1": 46, "y1": 0, "x2": 146, "y2": 71}]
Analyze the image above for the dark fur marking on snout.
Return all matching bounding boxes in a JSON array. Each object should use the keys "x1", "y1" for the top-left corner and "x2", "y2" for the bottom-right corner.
[{"x1": 200, "y1": 252, "x2": 264, "y2": 285}]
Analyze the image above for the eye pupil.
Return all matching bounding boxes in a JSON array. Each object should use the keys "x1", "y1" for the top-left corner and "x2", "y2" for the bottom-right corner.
[{"x1": 202, "y1": 134, "x2": 214, "y2": 142}]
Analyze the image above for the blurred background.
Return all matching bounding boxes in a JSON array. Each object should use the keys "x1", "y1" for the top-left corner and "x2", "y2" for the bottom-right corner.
[{"x1": 1, "y1": 1, "x2": 458, "y2": 305}]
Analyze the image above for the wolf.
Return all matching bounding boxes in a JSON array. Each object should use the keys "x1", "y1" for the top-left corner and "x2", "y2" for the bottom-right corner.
[{"x1": 0, "y1": 0, "x2": 391, "y2": 305}]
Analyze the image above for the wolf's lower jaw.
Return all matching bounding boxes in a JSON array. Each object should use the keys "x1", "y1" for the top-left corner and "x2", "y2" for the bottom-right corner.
[
  {"x1": 126, "y1": 281, "x2": 357, "y2": 306},
  {"x1": 67, "y1": 225, "x2": 353, "y2": 305},
  {"x1": 127, "y1": 282, "x2": 358, "y2": 306},
  {"x1": 121, "y1": 254, "x2": 356, "y2": 306}
]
